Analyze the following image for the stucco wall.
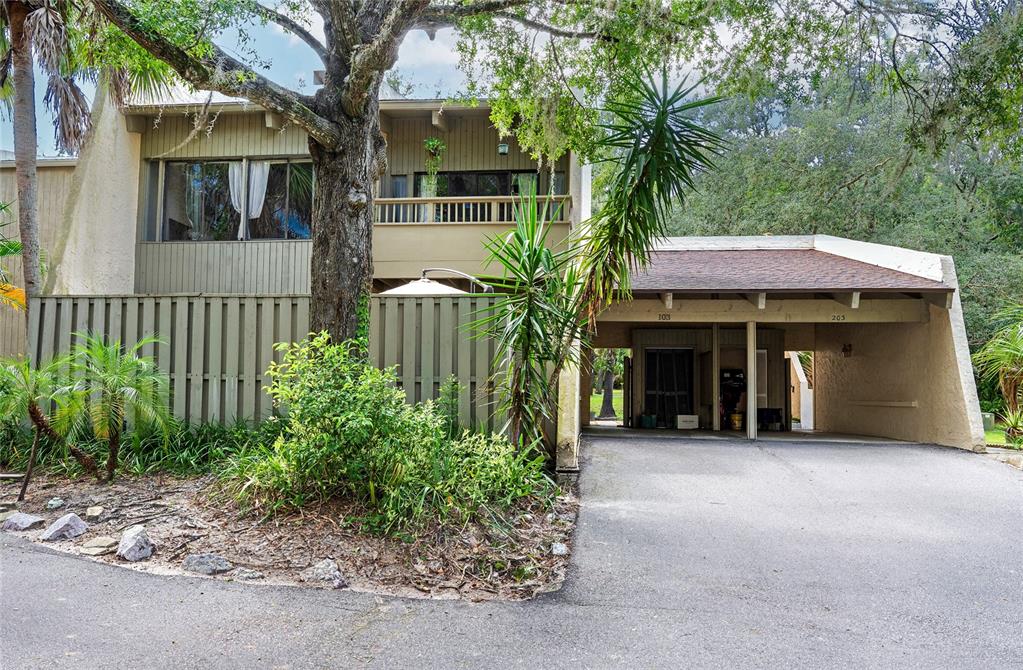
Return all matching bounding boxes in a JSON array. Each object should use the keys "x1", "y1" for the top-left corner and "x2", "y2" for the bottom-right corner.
[
  {"x1": 48, "y1": 90, "x2": 140, "y2": 294},
  {"x1": 814, "y1": 303, "x2": 983, "y2": 449}
]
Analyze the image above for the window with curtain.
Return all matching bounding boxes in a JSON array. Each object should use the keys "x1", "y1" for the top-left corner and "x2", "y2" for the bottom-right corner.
[
  {"x1": 159, "y1": 159, "x2": 312, "y2": 241},
  {"x1": 249, "y1": 160, "x2": 313, "y2": 240},
  {"x1": 162, "y1": 161, "x2": 238, "y2": 241}
]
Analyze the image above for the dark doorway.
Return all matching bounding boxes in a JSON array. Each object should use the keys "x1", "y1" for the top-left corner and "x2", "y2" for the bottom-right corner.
[{"x1": 644, "y1": 348, "x2": 694, "y2": 428}]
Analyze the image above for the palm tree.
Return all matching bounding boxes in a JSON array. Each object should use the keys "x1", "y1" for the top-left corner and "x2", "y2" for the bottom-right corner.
[
  {"x1": 60, "y1": 332, "x2": 171, "y2": 481},
  {"x1": 1, "y1": 1, "x2": 171, "y2": 324},
  {"x1": 973, "y1": 304, "x2": 1023, "y2": 416},
  {"x1": 0, "y1": 355, "x2": 102, "y2": 484}
]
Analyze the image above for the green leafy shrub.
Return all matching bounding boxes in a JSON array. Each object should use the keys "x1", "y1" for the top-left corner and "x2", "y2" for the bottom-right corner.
[{"x1": 221, "y1": 333, "x2": 555, "y2": 532}]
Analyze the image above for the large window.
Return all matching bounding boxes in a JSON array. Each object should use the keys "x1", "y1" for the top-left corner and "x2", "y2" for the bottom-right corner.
[
  {"x1": 162, "y1": 162, "x2": 237, "y2": 241},
  {"x1": 159, "y1": 159, "x2": 313, "y2": 241},
  {"x1": 249, "y1": 161, "x2": 314, "y2": 240}
]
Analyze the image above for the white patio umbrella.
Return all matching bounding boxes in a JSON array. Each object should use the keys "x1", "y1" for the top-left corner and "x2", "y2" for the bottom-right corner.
[
  {"x1": 377, "y1": 268, "x2": 492, "y2": 296},
  {"x1": 378, "y1": 277, "x2": 469, "y2": 296}
]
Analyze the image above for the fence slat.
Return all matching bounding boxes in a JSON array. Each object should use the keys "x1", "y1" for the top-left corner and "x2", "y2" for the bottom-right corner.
[
  {"x1": 421, "y1": 297, "x2": 435, "y2": 402},
  {"x1": 224, "y1": 299, "x2": 240, "y2": 424},
  {"x1": 242, "y1": 297, "x2": 258, "y2": 422},
  {"x1": 189, "y1": 298, "x2": 206, "y2": 422},
  {"x1": 172, "y1": 298, "x2": 188, "y2": 420},
  {"x1": 474, "y1": 297, "x2": 491, "y2": 429},
  {"x1": 438, "y1": 298, "x2": 453, "y2": 385},
  {"x1": 402, "y1": 299, "x2": 417, "y2": 402},
  {"x1": 258, "y1": 298, "x2": 275, "y2": 420},
  {"x1": 207, "y1": 297, "x2": 223, "y2": 423},
  {"x1": 456, "y1": 297, "x2": 472, "y2": 426}
]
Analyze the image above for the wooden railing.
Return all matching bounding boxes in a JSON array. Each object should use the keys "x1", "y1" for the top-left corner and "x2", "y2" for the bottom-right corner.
[{"x1": 373, "y1": 195, "x2": 571, "y2": 224}]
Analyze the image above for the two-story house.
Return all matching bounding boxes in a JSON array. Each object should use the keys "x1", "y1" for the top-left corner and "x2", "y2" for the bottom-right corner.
[{"x1": 0, "y1": 86, "x2": 984, "y2": 469}]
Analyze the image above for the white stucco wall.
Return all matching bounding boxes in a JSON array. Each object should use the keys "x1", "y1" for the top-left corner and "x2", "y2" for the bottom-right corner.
[
  {"x1": 814, "y1": 299, "x2": 984, "y2": 450},
  {"x1": 47, "y1": 88, "x2": 141, "y2": 294}
]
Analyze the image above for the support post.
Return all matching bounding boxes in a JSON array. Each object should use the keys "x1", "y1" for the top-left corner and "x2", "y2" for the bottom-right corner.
[
  {"x1": 712, "y1": 323, "x2": 720, "y2": 431},
  {"x1": 556, "y1": 340, "x2": 582, "y2": 472},
  {"x1": 746, "y1": 321, "x2": 758, "y2": 440}
]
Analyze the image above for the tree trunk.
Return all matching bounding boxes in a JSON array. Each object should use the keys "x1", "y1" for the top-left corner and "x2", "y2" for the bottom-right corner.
[
  {"x1": 307, "y1": 111, "x2": 379, "y2": 343},
  {"x1": 17, "y1": 429, "x2": 39, "y2": 501},
  {"x1": 106, "y1": 427, "x2": 120, "y2": 483},
  {"x1": 598, "y1": 369, "x2": 617, "y2": 419},
  {"x1": 9, "y1": 0, "x2": 43, "y2": 316},
  {"x1": 27, "y1": 401, "x2": 102, "y2": 479}
]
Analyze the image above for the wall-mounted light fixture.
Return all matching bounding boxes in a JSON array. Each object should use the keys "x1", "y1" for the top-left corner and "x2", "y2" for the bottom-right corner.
[{"x1": 497, "y1": 143, "x2": 509, "y2": 156}]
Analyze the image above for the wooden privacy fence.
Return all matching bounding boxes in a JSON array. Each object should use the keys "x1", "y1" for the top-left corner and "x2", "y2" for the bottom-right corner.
[{"x1": 27, "y1": 294, "x2": 502, "y2": 430}]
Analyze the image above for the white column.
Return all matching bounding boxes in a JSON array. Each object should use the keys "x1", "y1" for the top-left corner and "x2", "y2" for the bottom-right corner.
[
  {"x1": 746, "y1": 321, "x2": 757, "y2": 440},
  {"x1": 712, "y1": 323, "x2": 720, "y2": 431},
  {"x1": 556, "y1": 340, "x2": 582, "y2": 471}
]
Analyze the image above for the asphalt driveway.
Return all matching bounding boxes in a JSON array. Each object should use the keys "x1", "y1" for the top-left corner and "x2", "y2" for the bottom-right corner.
[{"x1": 3, "y1": 435, "x2": 1022, "y2": 669}]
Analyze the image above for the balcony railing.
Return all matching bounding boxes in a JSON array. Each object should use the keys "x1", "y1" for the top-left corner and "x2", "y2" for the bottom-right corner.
[{"x1": 373, "y1": 195, "x2": 571, "y2": 224}]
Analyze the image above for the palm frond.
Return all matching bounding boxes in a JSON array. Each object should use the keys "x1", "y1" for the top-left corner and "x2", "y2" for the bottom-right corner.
[
  {"x1": 575, "y1": 70, "x2": 726, "y2": 323},
  {"x1": 43, "y1": 74, "x2": 91, "y2": 153}
]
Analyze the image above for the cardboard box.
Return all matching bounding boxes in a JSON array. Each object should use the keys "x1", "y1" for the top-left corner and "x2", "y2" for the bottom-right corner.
[{"x1": 676, "y1": 415, "x2": 699, "y2": 430}]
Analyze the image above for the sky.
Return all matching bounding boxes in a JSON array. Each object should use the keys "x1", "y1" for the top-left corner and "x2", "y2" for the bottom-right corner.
[{"x1": 0, "y1": 20, "x2": 466, "y2": 156}]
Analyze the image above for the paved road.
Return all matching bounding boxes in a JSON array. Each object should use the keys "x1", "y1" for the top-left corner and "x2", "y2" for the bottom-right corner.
[{"x1": 3, "y1": 436, "x2": 1022, "y2": 669}]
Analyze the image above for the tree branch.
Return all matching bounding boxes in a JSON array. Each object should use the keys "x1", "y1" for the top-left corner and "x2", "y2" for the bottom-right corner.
[
  {"x1": 342, "y1": 0, "x2": 427, "y2": 116},
  {"x1": 91, "y1": 0, "x2": 343, "y2": 148},
  {"x1": 492, "y1": 11, "x2": 597, "y2": 38},
  {"x1": 251, "y1": 2, "x2": 329, "y2": 65}
]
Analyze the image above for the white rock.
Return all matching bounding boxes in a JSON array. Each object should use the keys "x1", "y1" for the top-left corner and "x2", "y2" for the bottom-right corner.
[
  {"x1": 183, "y1": 553, "x2": 233, "y2": 575},
  {"x1": 45, "y1": 497, "x2": 65, "y2": 510},
  {"x1": 1, "y1": 512, "x2": 44, "y2": 531},
  {"x1": 40, "y1": 513, "x2": 88, "y2": 541},
  {"x1": 300, "y1": 559, "x2": 347, "y2": 589},
  {"x1": 232, "y1": 567, "x2": 265, "y2": 580},
  {"x1": 116, "y1": 525, "x2": 154, "y2": 562},
  {"x1": 81, "y1": 535, "x2": 119, "y2": 556},
  {"x1": 551, "y1": 542, "x2": 569, "y2": 556},
  {"x1": 85, "y1": 506, "x2": 104, "y2": 521}
]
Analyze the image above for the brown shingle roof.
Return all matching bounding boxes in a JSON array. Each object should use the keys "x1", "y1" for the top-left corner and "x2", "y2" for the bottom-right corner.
[{"x1": 631, "y1": 249, "x2": 951, "y2": 293}]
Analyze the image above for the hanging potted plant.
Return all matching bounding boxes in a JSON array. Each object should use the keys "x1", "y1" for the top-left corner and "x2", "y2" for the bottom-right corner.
[{"x1": 421, "y1": 136, "x2": 446, "y2": 222}]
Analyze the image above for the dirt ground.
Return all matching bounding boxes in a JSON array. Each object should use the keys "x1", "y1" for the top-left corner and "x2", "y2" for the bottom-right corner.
[{"x1": 6, "y1": 475, "x2": 577, "y2": 601}]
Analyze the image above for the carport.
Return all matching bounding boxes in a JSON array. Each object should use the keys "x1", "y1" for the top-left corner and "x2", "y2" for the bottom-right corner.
[{"x1": 555, "y1": 235, "x2": 985, "y2": 471}]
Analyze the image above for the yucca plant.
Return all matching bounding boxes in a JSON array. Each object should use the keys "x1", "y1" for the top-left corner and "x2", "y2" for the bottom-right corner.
[
  {"x1": 475, "y1": 192, "x2": 583, "y2": 451},
  {"x1": 478, "y1": 71, "x2": 723, "y2": 456},
  {"x1": 58, "y1": 332, "x2": 171, "y2": 482},
  {"x1": 999, "y1": 407, "x2": 1023, "y2": 446},
  {"x1": 0, "y1": 355, "x2": 102, "y2": 489},
  {"x1": 973, "y1": 304, "x2": 1023, "y2": 414}
]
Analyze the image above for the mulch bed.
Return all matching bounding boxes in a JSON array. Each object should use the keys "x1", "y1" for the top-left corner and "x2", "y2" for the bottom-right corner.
[{"x1": 7, "y1": 475, "x2": 578, "y2": 601}]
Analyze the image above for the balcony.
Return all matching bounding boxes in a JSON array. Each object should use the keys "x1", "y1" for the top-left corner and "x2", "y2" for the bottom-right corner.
[
  {"x1": 134, "y1": 194, "x2": 574, "y2": 295},
  {"x1": 373, "y1": 195, "x2": 572, "y2": 225}
]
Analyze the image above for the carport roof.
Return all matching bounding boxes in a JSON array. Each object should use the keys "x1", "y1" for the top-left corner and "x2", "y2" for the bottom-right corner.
[{"x1": 631, "y1": 249, "x2": 953, "y2": 293}]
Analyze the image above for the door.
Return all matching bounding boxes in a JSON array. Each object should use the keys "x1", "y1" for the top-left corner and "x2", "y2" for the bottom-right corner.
[{"x1": 643, "y1": 348, "x2": 694, "y2": 428}]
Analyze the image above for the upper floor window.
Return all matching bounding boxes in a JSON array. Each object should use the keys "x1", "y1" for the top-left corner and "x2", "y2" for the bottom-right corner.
[{"x1": 159, "y1": 159, "x2": 313, "y2": 241}]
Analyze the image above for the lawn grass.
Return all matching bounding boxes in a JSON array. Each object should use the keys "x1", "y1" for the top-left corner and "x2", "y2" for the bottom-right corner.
[
  {"x1": 986, "y1": 427, "x2": 1006, "y2": 446},
  {"x1": 589, "y1": 389, "x2": 624, "y2": 420}
]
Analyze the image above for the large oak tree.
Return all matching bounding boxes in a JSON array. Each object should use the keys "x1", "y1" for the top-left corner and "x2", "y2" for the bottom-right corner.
[{"x1": 86, "y1": 0, "x2": 1022, "y2": 341}]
